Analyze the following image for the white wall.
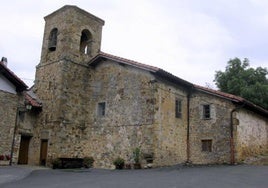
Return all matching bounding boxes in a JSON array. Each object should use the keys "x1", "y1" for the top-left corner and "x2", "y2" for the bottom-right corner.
[{"x1": 0, "y1": 74, "x2": 16, "y2": 94}]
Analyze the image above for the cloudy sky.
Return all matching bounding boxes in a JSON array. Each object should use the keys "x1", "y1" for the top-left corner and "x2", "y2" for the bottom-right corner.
[{"x1": 0, "y1": 0, "x2": 267, "y2": 88}]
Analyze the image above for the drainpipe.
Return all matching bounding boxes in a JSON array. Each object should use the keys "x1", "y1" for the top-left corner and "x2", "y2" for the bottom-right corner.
[
  {"x1": 230, "y1": 102, "x2": 245, "y2": 165},
  {"x1": 230, "y1": 109, "x2": 235, "y2": 165},
  {"x1": 186, "y1": 87, "x2": 192, "y2": 164}
]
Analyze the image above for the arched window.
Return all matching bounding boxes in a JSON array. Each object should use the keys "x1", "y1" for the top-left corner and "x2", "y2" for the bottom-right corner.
[
  {"x1": 48, "y1": 28, "x2": 58, "y2": 52},
  {"x1": 80, "y1": 29, "x2": 92, "y2": 55}
]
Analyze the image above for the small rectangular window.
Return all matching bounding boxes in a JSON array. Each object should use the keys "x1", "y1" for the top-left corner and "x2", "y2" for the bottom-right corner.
[
  {"x1": 98, "y1": 102, "x2": 106, "y2": 117},
  {"x1": 202, "y1": 139, "x2": 212, "y2": 152},
  {"x1": 203, "y1": 104, "x2": 211, "y2": 119},
  {"x1": 175, "y1": 99, "x2": 182, "y2": 118}
]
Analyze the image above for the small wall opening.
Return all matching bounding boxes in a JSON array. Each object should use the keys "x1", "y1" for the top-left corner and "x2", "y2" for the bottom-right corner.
[
  {"x1": 48, "y1": 28, "x2": 58, "y2": 52},
  {"x1": 80, "y1": 29, "x2": 92, "y2": 55},
  {"x1": 201, "y1": 139, "x2": 212, "y2": 152}
]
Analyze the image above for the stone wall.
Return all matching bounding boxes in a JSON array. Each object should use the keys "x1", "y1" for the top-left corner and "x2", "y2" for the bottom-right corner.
[
  {"x1": 0, "y1": 91, "x2": 18, "y2": 158},
  {"x1": 189, "y1": 91, "x2": 234, "y2": 164},
  {"x1": 0, "y1": 90, "x2": 33, "y2": 164},
  {"x1": 17, "y1": 111, "x2": 39, "y2": 165},
  {"x1": 30, "y1": 5, "x2": 268, "y2": 169},
  {"x1": 34, "y1": 55, "x2": 192, "y2": 168},
  {"x1": 40, "y1": 6, "x2": 104, "y2": 66},
  {"x1": 152, "y1": 82, "x2": 188, "y2": 166},
  {"x1": 235, "y1": 109, "x2": 268, "y2": 162},
  {"x1": 36, "y1": 59, "x2": 158, "y2": 168},
  {"x1": 33, "y1": 58, "x2": 91, "y2": 166},
  {"x1": 33, "y1": 5, "x2": 189, "y2": 168}
]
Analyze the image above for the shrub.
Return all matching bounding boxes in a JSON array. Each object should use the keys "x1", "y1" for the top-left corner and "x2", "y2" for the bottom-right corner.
[
  {"x1": 83, "y1": 157, "x2": 94, "y2": 168},
  {"x1": 133, "y1": 147, "x2": 141, "y2": 164},
  {"x1": 113, "y1": 157, "x2": 125, "y2": 169},
  {"x1": 51, "y1": 158, "x2": 61, "y2": 169}
]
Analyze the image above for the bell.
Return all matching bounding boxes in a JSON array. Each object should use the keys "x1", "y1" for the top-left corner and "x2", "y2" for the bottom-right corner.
[
  {"x1": 48, "y1": 28, "x2": 58, "y2": 51},
  {"x1": 48, "y1": 44, "x2": 56, "y2": 51}
]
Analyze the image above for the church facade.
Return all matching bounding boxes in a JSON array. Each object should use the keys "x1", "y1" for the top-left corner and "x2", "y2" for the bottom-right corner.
[{"x1": 1, "y1": 5, "x2": 267, "y2": 169}]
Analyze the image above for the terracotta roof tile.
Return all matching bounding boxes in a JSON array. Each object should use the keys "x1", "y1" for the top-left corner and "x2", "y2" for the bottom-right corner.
[
  {"x1": 89, "y1": 52, "x2": 267, "y2": 116},
  {"x1": 194, "y1": 84, "x2": 268, "y2": 116},
  {"x1": 24, "y1": 90, "x2": 42, "y2": 108},
  {"x1": 96, "y1": 52, "x2": 160, "y2": 72},
  {"x1": 90, "y1": 52, "x2": 192, "y2": 87},
  {"x1": 194, "y1": 84, "x2": 244, "y2": 102}
]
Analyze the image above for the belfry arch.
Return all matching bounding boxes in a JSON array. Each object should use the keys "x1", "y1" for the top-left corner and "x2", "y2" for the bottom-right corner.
[
  {"x1": 48, "y1": 28, "x2": 58, "y2": 52},
  {"x1": 80, "y1": 29, "x2": 92, "y2": 55}
]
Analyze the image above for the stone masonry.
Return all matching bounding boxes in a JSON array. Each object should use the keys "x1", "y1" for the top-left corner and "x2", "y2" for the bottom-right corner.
[
  {"x1": 235, "y1": 109, "x2": 267, "y2": 162},
  {"x1": 189, "y1": 90, "x2": 234, "y2": 164},
  {"x1": 3, "y1": 5, "x2": 266, "y2": 169},
  {"x1": 0, "y1": 91, "x2": 18, "y2": 158}
]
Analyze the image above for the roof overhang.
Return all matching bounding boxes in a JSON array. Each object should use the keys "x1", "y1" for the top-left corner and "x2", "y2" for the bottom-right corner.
[
  {"x1": 89, "y1": 52, "x2": 193, "y2": 88},
  {"x1": 195, "y1": 85, "x2": 268, "y2": 117},
  {"x1": 0, "y1": 62, "x2": 28, "y2": 92}
]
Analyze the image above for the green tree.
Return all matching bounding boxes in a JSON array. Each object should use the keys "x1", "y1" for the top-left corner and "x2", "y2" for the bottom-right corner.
[{"x1": 214, "y1": 58, "x2": 268, "y2": 109}]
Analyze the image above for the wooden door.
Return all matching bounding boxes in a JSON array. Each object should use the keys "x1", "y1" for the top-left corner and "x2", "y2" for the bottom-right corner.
[
  {"x1": 18, "y1": 136, "x2": 31, "y2": 164},
  {"x1": 40, "y1": 140, "x2": 48, "y2": 166}
]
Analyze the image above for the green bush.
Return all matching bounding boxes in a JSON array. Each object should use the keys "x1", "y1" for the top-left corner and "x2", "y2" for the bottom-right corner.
[
  {"x1": 83, "y1": 157, "x2": 94, "y2": 168},
  {"x1": 133, "y1": 147, "x2": 141, "y2": 164},
  {"x1": 51, "y1": 158, "x2": 61, "y2": 169},
  {"x1": 113, "y1": 157, "x2": 125, "y2": 169}
]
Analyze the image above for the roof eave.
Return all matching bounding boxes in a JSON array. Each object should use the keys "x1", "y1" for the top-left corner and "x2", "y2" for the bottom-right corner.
[
  {"x1": 236, "y1": 100, "x2": 268, "y2": 117},
  {"x1": 195, "y1": 85, "x2": 268, "y2": 117},
  {"x1": 89, "y1": 53, "x2": 159, "y2": 72},
  {"x1": 154, "y1": 69, "x2": 193, "y2": 88},
  {"x1": 0, "y1": 63, "x2": 28, "y2": 91},
  {"x1": 195, "y1": 87, "x2": 242, "y2": 103}
]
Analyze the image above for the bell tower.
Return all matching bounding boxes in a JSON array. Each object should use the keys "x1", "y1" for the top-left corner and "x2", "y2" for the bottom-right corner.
[
  {"x1": 34, "y1": 5, "x2": 105, "y2": 164},
  {"x1": 40, "y1": 5, "x2": 104, "y2": 64}
]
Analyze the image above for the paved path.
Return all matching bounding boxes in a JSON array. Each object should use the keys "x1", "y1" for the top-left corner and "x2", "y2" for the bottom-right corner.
[
  {"x1": 0, "y1": 165, "x2": 47, "y2": 186},
  {"x1": 1, "y1": 165, "x2": 268, "y2": 188}
]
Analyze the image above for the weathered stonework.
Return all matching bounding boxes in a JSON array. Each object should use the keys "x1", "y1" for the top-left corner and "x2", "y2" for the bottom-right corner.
[
  {"x1": 0, "y1": 89, "x2": 37, "y2": 165},
  {"x1": 235, "y1": 109, "x2": 268, "y2": 162},
  {"x1": 189, "y1": 91, "x2": 234, "y2": 164},
  {"x1": 34, "y1": 53, "x2": 190, "y2": 168},
  {"x1": 40, "y1": 5, "x2": 104, "y2": 66},
  {"x1": 153, "y1": 82, "x2": 188, "y2": 166},
  {"x1": 0, "y1": 91, "x2": 18, "y2": 157},
  {"x1": 3, "y1": 5, "x2": 266, "y2": 169}
]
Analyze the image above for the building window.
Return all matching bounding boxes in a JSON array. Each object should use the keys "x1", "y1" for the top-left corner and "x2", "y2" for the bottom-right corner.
[
  {"x1": 18, "y1": 111, "x2": 25, "y2": 122},
  {"x1": 201, "y1": 139, "x2": 212, "y2": 152},
  {"x1": 80, "y1": 29, "x2": 92, "y2": 55},
  {"x1": 98, "y1": 102, "x2": 106, "y2": 117},
  {"x1": 175, "y1": 99, "x2": 182, "y2": 118},
  {"x1": 203, "y1": 104, "x2": 211, "y2": 119},
  {"x1": 48, "y1": 28, "x2": 58, "y2": 52}
]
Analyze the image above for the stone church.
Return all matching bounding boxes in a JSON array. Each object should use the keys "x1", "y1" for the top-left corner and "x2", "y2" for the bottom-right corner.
[{"x1": 0, "y1": 5, "x2": 267, "y2": 168}]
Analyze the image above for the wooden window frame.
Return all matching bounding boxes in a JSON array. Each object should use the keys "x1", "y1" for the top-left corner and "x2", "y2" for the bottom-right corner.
[
  {"x1": 201, "y1": 139, "x2": 212, "y2": 152},
  {"x1": 203, "y1": 104, "x2": 211, "y2": 119},
  {"x1": 175, "y1": 99, "x2": 182, "y2": 118}
]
